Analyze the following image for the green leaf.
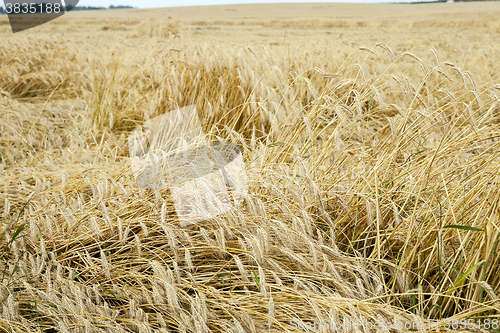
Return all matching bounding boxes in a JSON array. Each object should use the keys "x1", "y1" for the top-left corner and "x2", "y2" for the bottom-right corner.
[
  {"x1": 251, "y1": 268, "x2": 260, "y2": 291},
  {"x1": 34, "y1": 299, "x2": 41, "y2": 329},
  {"x1": 35, "y1": 223, "x2": 43, "y2": 240},
  {"x1": 443, "y1": 225, "x2": 483, "y2": 232},
  {"x1": 12, "y1": 265, "x2": 27, "y2": 276},
  {"x1": 10, "y1": 221, "x2": 28, "y2": 243},
  {"x1": 100, "y1": 283, "x2": 116, "y2": 299},
  {"x1": 116, "y1": 279, "x2": 129, "y2": 299},
  {"x1": 288, "y1": 173, "x2": 303, "y2": 178},
  {"x1": 267, "y1": 141, "x2": 284, "y2": 147},
  {"x1": 453, "y1": 260, "x2": 486, "y2": 289}
]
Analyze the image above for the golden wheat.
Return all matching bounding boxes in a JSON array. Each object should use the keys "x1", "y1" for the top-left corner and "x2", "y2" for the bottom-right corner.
[{"x1": 1, "y1": 3, "x2": 500, "y2": 332}]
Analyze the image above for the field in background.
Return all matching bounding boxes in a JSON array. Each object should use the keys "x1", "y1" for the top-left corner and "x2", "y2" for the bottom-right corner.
[{"x1": 1, "y1": 2, "x2": 500, "y2": 332}]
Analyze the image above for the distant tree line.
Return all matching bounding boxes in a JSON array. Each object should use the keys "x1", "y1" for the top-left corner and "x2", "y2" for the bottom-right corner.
[
  {"x1": 109, "y1": 5, "x2": 135, "y2": 9},
  {"x1": 406, "y1": 0, "x2": 498, "y2": 3},
  {"x1": 68, "y1": 5, "x2": 135, "y2": 11}
]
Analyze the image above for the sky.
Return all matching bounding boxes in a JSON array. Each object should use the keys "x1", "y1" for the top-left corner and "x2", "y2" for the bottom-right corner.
[{"x1": 77, "y1": 0, "x2": 430, "y2": 8}]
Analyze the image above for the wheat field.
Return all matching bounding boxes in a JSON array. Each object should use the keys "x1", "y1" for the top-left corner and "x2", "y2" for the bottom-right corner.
[{"x1": 1, "y1": 2, "x2": 500, "y2": 332}]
